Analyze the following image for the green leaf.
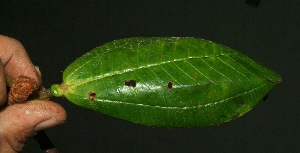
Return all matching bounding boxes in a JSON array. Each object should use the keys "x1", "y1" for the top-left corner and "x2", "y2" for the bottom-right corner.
[{"x1": 51, "y1": 37, "x2": 281, "y2": 127}]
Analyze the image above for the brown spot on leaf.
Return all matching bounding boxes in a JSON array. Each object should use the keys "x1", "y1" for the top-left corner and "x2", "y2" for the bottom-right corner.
[
  {"x1": 124, "y1": 80, "x2": 136, "y2": 87},
  {"x1": 196, "y1": 104, "x2": 201, "y2": 108},
  {"x1": 88, "y1": 92, "x2": 96, "y2": 102},
  {"x1": 167, "y1": 81, "x2": 173, "y2": 90}
]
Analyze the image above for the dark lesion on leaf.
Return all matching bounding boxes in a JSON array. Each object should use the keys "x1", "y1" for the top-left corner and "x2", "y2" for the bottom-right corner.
[
  {"x1": 167, "y1": 81, "x2": 173, "y2": 90},
  {"x1": 124, "y1": 80, "x2": 136, "y2": 87},
  {"x1": 88, "y1": 91, "x2": 96, "y2": 102}
]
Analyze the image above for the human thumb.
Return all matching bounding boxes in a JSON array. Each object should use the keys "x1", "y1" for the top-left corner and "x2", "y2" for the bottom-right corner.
[{"x1": 0, "y1": 100, "x2": 66, "y2": 153}]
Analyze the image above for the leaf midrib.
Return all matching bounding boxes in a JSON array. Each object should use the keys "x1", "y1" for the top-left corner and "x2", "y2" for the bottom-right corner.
[{"x1": 68, "y1": 82, "x2": 266, "y2": 109}]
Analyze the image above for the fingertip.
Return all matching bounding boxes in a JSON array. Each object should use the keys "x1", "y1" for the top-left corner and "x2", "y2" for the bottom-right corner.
[
  {"x1": 0, "y1": 100, "x2": 66, "y2": 152},
  {"x1": 30, "y1": 100, "x2": 67, "y2": 131},
  {"x1": 3, "y1": 100, "x2": 67, "y2": 130},
  {"x1": 0, "y1": 35, "x2": 42, "y2": 86},
  {"x1": 30, "y1": 100, "x2": 67, "y2": 124}
]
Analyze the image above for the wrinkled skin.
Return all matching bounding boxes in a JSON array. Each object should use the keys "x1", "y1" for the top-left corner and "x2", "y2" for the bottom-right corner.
[{"x1": 0, "y1": 35, "x2": 66, "y2": 153}]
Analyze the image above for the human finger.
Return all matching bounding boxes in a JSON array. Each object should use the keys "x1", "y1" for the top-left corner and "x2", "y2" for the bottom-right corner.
[
  {"x1": 0, "y1": 35, "x2": 41, "y2": 86},
  {"x1": 0, "y1": 100, "x2": 66, "y2": 152}
]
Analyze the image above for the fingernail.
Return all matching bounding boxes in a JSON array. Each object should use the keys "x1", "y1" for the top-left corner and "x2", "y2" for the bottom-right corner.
[
  {"x1": 34, "y1": 66, "x2": 42, "y2": 77},
  {"x1": 35, "y1": 118, "x2": 65, "y2": 131}
]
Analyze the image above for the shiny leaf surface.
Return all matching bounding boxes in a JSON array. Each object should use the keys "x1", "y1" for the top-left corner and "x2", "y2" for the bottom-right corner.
[{"x1": 51, "y1": 37, "x2": 281, "y2": 127}]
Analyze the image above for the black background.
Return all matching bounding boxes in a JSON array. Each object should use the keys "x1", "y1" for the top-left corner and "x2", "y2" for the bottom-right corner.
[{"x1": 1, "y1": 1, "x2": 299, "y2": 153}]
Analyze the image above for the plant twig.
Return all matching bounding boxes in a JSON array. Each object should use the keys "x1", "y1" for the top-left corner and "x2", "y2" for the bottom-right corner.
[
  {"x1": 7, "y1": 75, "x2": 57, "y2": 153},
  {"x1": 34, "y1": 131, "x2": 58, "y2": 153}
]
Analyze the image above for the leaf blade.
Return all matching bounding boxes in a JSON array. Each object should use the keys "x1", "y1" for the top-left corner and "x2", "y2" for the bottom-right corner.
[{"x1": 52, "y1": 37, "x2": 281, "y2": 127}]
